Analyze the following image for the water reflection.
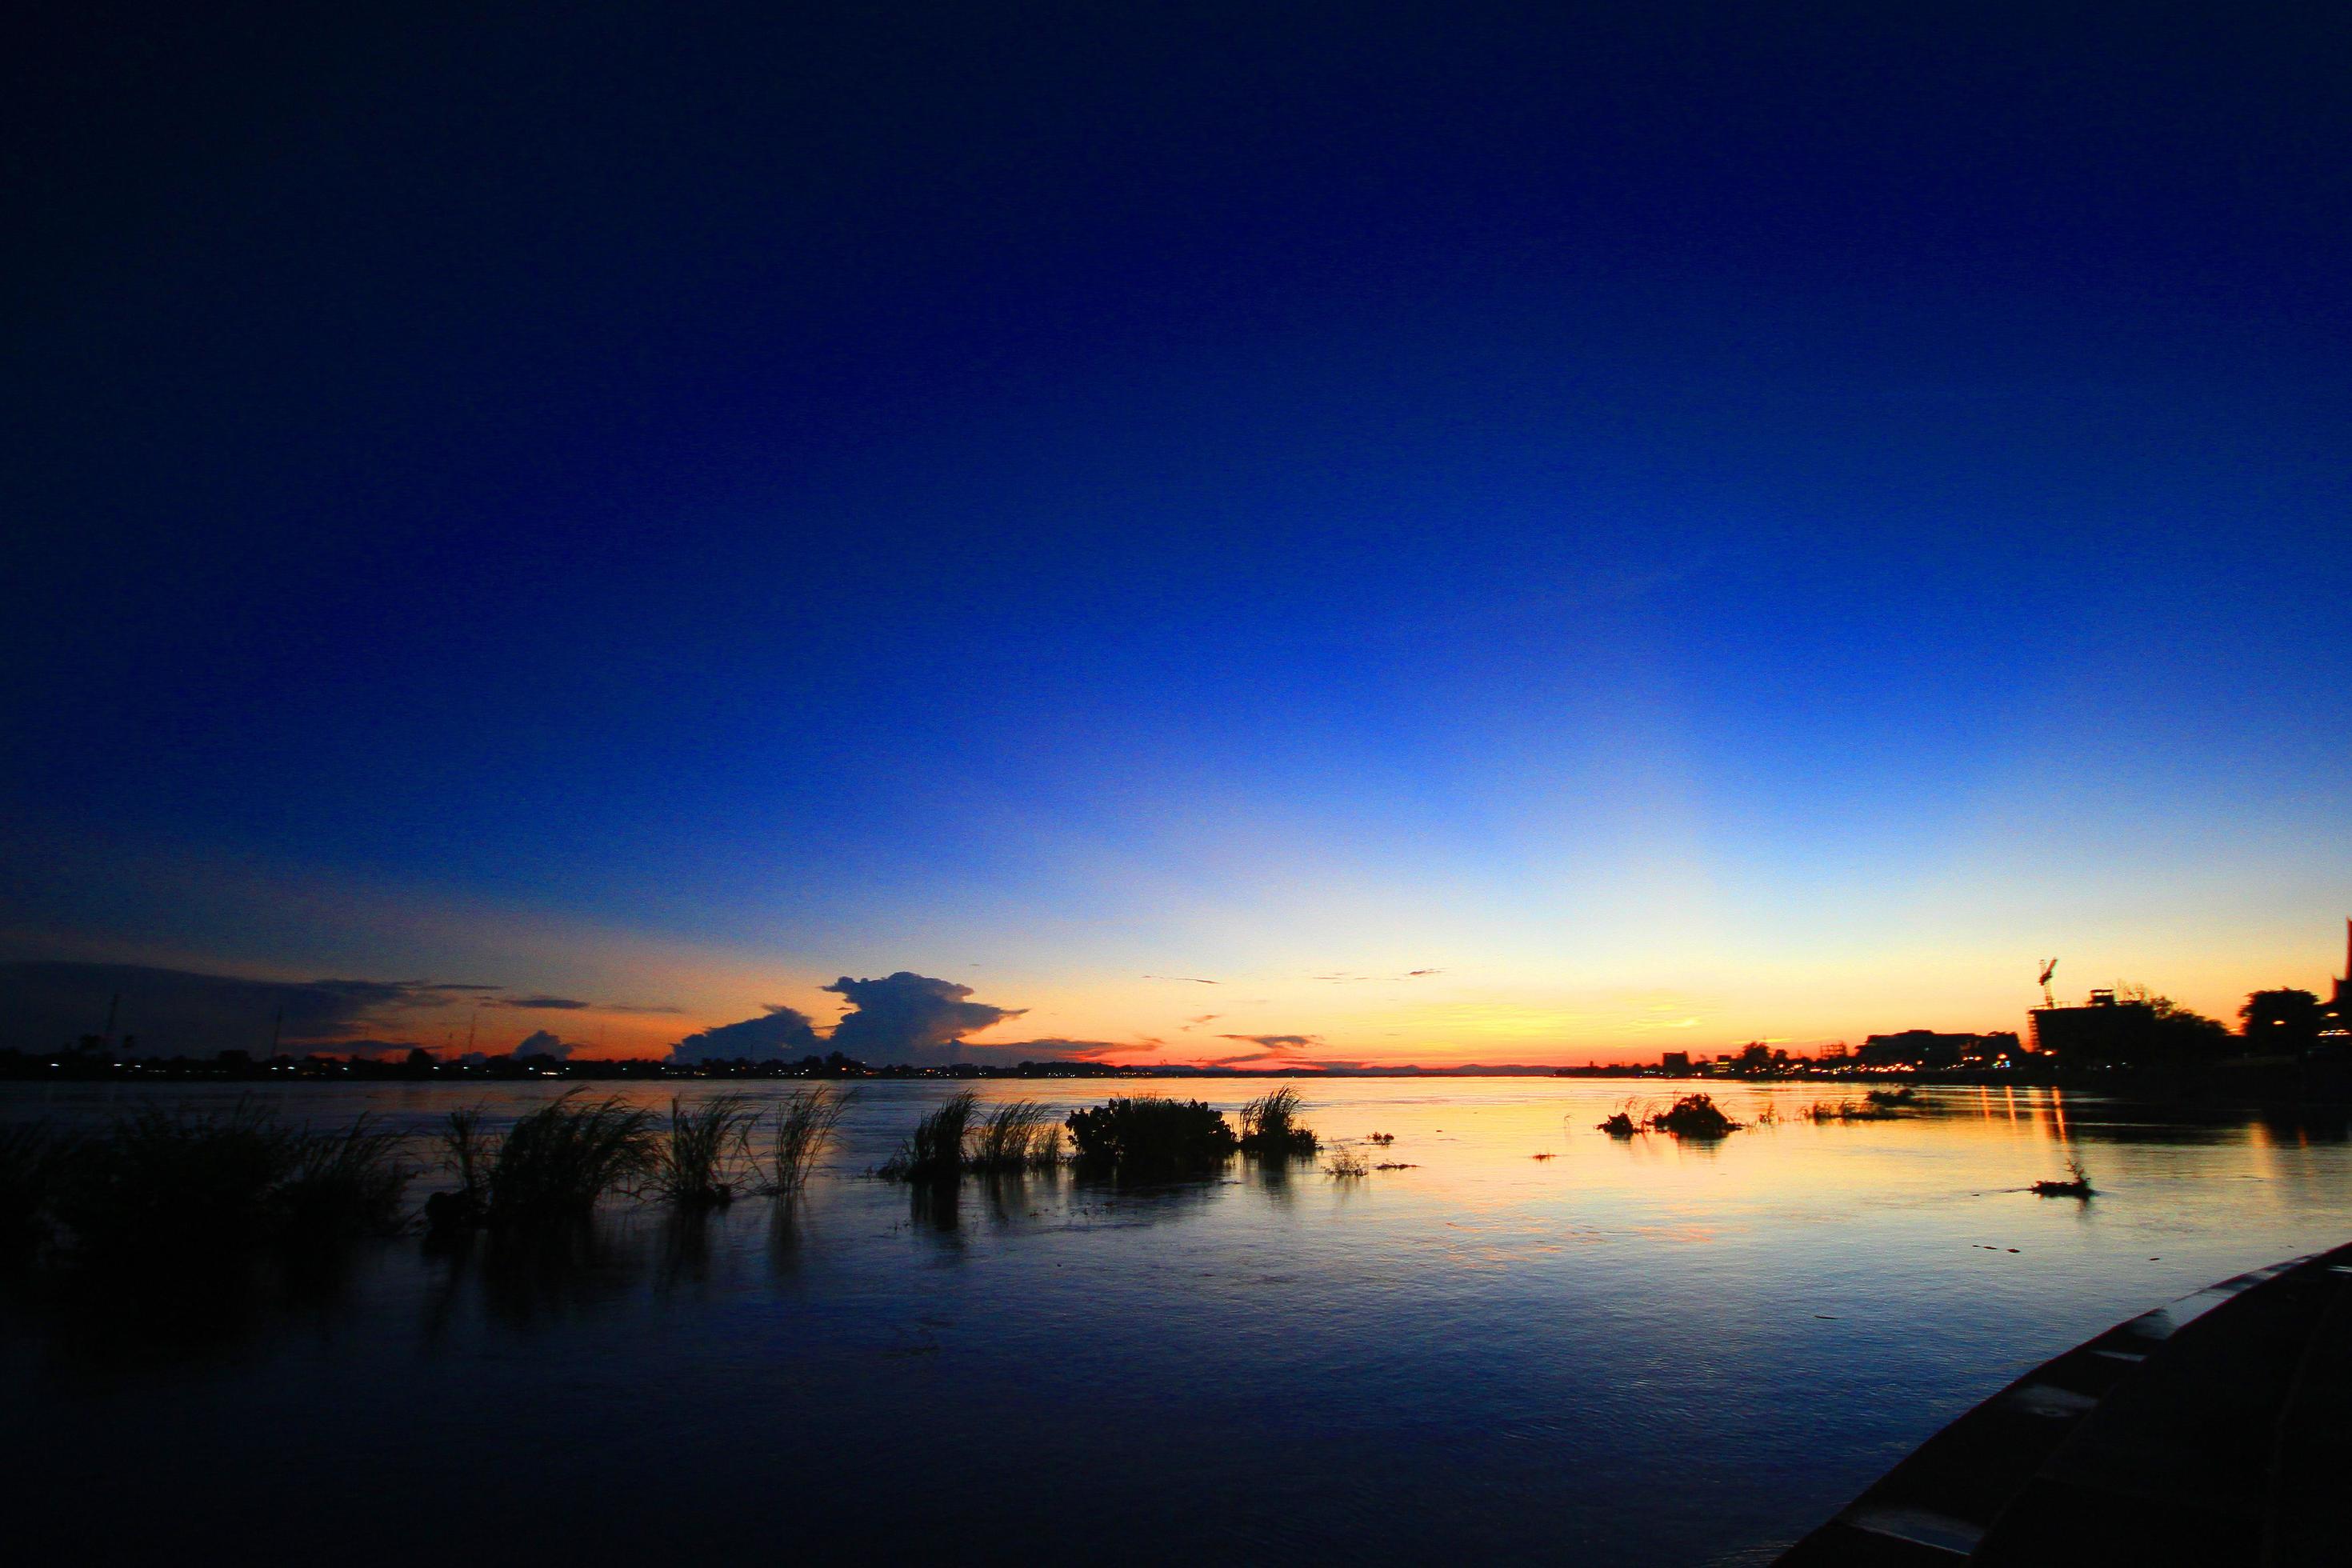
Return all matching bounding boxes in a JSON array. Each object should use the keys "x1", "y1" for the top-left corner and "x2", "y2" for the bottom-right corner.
[{"x1": 6, "y1": 1080, "x2": 2352, "y2": 1567}]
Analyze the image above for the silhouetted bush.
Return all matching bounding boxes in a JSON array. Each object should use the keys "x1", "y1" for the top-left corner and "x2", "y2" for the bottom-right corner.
[
  {"x1": 1064, "y1": 1096, "x2": 1236, "y2": 1171},
  {"x1": 1598, "y1": 1110, "x2": 1638, "y2": 1138},
  {"x1": 1238, "y1": 1086, "x2": 1318, "y2": 1158},
  {"x1": 880, "y1": 1091, "x2": 978, "y2": 1182},
  {"x1": 1326, "y1": 1146, "x2": 1369, "y2": 1177},
  {"x1": 2032, "y1": 1156, "x2": 2095, "y2": 1198},
  {"x1": 651, "y1": 1094, "x2": 759, "y2": 1206},
  {"x1": 1865, "y1": 1087, "x2": 1916, "y2": 1110},
  {"x1": 1650, "y1": 1093, "x2": 1739, "y2": 1139},
  {"x1": 766, "y1": 1085, "x2": 853, "y2": 1192}
]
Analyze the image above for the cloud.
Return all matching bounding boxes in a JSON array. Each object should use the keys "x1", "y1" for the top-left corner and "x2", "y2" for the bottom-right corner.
[
  {"x1": 1143, "y1": 974, "x2": 1218, "y2": 985},
  {"x1": 0, "y1": 961, "x2": 486, "y2": 1056},
  {"x1": 1403, "y1": 969, "x2": 1443, "y2": 978},
  {"x1": 823, "y1": 972, "x2": 1026, "y2": 1068},
  {"x1": 513, "y1": 1030, "x2": 575, "y2": 1060},
  {"x1": 1178, "y1": 1014, "x2": 1221, "y2": 1031},
  {"x1": 972, "y1": 1037, "x2": 1158, "y2": 1062},
  {"x1": 667, "y1": 1004, "x2": 822, "y2": 1065},
  {"x1": 497, "y1": 995, "x2": 593, "y2": 1011},
  {"x1": 1217, "y1": 1034, "x2": 1320, "y2": 1051}
]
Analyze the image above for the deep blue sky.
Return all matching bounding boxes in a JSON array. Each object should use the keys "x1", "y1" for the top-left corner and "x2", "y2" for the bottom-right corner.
[{"x1": 6, "y1": 4, "x2": 2347, "y2": 1059}]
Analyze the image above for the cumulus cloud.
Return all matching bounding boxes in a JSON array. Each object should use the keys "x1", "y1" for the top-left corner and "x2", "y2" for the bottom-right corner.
[
  {"x1": 513, "y1": 1030, "x2": 575, "y2": 1059},
  {"x1": 0, "y1": 962, "x2": 485, "y2": 1056},
  {"x1": 824, "y1": 972, "x2": 1026, "y2": 1068},
  {"x1": 667, "y1": 1004, "x2": 822, "y2": 1065}
]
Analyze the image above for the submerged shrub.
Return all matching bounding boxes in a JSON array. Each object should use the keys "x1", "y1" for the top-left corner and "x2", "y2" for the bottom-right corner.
[
  {"x1": 1326, "y1": 1146, "x2": 1369, "y2": 1178},
  {"x1": 767, "y1": 1086, "x2": 853, "y2": 1193},
  {"x1": 1805, "y1": 1098, "x2": 1898, "y2": 1123},
  {"x1": 879, "y1": 1091, "x2": 978, "y2": 1182},
  {"x1": 1866, "y1": 1087, "x2": 1917, "y2": 1110},
  {"x1": 0, "y1": 1124, "x2": 85, "y2": 1258},
  {"x1": 53, "y1": 1102, "x2": 301, "y2": 1254},
  {"x1": 479, "y1": 1092, "x2": 658, "y2": 1226},
  {"x1": 651, "y1": 1094, "x2": 761, "y2": 1207},
  {"x1": 1650, "y1": 1094, "x2": 1740, "y2": 1139},
  {"x1": 1064, "y1": 1097, "x2": 1237, "y2": 1172},
  {"x1": 1238, "y1": 1086, "x2": 1318, "y2": 1158},
  {"x1": 2032, "y1": 1156, "x2": 2095, "y2": 1198},
  {"x1": 969, "y1": 1100, "x2": 1064, "y2": 1174},
  {"x1": 1598, "y1": 1110, "x2": 1638, "y2": 1138},
  {"x1": 277, "y1": 1115, "x2": 416, "y2": 1242}
]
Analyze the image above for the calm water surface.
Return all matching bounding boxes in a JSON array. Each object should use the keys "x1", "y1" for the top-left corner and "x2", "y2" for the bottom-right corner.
[{"x1": 4, "y1": 1078, "x2": 2348, "y2": 1564}]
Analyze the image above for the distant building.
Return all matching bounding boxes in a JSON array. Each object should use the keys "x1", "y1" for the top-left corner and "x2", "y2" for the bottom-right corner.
[
  {"x1": 2029, "y1": 989, "x2": 2157, "y2": 1063},
  {"x1": 1858, "y1": 1030, "x2": 1994, "y2": 1069},
  {"x1": 2323, "y1": 920, "x2": 2352, "y2": 1041},
  {"x1": 1661, "y1": 1050, "x2": 1691, "y2": 1074}
]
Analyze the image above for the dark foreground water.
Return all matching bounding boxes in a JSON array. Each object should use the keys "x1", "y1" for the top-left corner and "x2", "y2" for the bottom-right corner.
[{"x1": 3, "y1": 1078, "x2": 2348, "y2": 1565}]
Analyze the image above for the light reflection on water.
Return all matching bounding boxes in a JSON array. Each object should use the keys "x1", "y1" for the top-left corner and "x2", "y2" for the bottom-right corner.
[{"x1": 2, "y1": 1078, "x2": 2347, "y2": 1564}]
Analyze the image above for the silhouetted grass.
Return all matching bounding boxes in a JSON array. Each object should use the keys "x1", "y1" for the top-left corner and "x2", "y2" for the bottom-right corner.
[
  {"x1": 651, "y1": 1094, "x2": 760, "y2": 1207},
  {"x1": 1805, "y1": 1098, "x2": 1899, "y2": 1123},
  {"x1": 1650, "y1": 1094, "x2": 1740, "y2": 1139},
  {"x1": 2032, "y1": 1156, "x2": 2095, "y2": 1198},
  {"x1": 277, "y1": 1115, "x2": 416, "y2": 1241},
  {"x1": 50, "y1": 1103, "x2": 414, "y2": 1254},
  {"x1": 1238, "y1": 1086, "x2": 1318, "y2": 1158},
  {"x1": 0, "y1": 1124, "x2": 84, "y2": 1257},
  {"x1": 1064, "y1": 1096, "x2": 1237, "y2": 1172},
  {"x1": 879, "y1": 1090, "x2": 978, "y2": 1182},
  {"x1": 969, "y1": 1099, "x2": 1064, "y2": 1173},
  {"x1": 1866, "y1": 1087, "x2": 1917, "y2": 1110},
  {"x1": 1598, "y1": 1110, "x2": 1639, "y2": 1138},
  {"x1": 1326, "y1": 1146, "x2": 1369, "y2": 1177},
  {"x1": 766, "y1": 1085, "x2": 853, "y2": 1193},
  {"x1": 477, "y1": 1092, "x2": 659, "y2": 1226},
  {"x1": 53, "y1": 1103, "x2": 298, "y2": 1254}
]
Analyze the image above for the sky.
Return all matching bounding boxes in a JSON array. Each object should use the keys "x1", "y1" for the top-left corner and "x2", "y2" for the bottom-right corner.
[{"x1": 5, "y1": 5, "x2": 2348, "y2": 1066}]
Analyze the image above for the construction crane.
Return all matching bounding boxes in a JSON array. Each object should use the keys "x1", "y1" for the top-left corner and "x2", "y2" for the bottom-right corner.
[{"x1": 2037, "y1": 958, "x2": 2058, "y2": 1010}]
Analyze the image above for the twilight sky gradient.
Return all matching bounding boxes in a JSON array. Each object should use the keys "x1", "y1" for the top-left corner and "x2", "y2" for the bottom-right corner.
[{"x1": 5, "y1": 6, "x2": 2347, "y2": 1064}]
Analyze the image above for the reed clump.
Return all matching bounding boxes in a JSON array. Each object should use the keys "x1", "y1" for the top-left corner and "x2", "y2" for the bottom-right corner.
[
  {"x1": 2032, "y1": 1156, "x2": 2095, "y2": 1198},
  {"x1": 0, "y1": 1124, "x2": 84, "y2": 1258},
  {"x1": 879, "y1": 1090, "x2": 978, "y2": 1182},
  {"x1": 1326, "y1": 1146, "x2": 1370, "y2": 1178},
  {"x1": 968, "y1": 1099, "x2": 1065, "y2": 1174},
  {"x1": 1238, "y1": 1086, "x2": 1318, "y2": 1158},
  {"x1": 650, "y1": 1094, "x2": 761, "y2": 1207},
  {"x1": 767, "y1": 1086, "x2": 853, "y2": 1193},
  {"x1": 1598, "y1": 1110, "x2": 1639, "y2": 1138},
  {"x1": 50, "y1": 1103, "x2": 415, "y2": 1254},
  {"x1": 438, "y1": 1092, "x2": 658, "y2": 1229},
  {"x1": 1064, "y1": 1097, "x2": 1237, "y2": 1173},
  {"x1": 1866, "y1": 1087, "x2": 1917, "y2": 1110},
  {"x1": 1805, "y1": 1098, "x2": 1899, "y2": 1123},
  {"x1": 277, "y1": 1115, "x2": 416, "y2": 1241}
]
